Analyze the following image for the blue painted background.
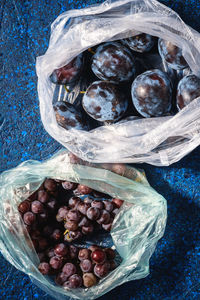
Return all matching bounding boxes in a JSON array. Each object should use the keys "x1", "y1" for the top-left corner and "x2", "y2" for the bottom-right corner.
[{"x1": 0, "y1": 0, "x2": 200, "y2": 299}]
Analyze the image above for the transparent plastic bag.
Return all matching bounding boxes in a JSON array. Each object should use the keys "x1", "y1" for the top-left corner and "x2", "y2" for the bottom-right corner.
[
  {"x1": 0, "y1": 150, "x2": 166, "y2": 300},
  {"x1": 36, "y1": 0, "x2": 200, "y2": 166}
]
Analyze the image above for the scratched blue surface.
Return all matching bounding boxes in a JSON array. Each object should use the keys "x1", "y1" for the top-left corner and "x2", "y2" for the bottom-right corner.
[{"x1": 0, "y1": 0, "x2": 200, "y2": 299}]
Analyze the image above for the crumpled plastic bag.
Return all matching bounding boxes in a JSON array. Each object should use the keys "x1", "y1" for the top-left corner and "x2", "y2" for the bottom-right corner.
[
  {"x1": 36, "y1": 0, "x2": 200, "y2": 166},
  {"x1": 0, "y1": 150, "x2": 167, "y2": 299}
]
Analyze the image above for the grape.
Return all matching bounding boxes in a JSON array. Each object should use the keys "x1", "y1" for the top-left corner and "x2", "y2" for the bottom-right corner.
[
  {"x1": 64, "y1": 230, "x2": 82, "y2": 242},
  {"x1": 87, "y1": 207, "x2": 100, "y2": 220},
  {"x1": 83, "y1": 273, "x2": 97, "y2": 288},
  {"x1": 111, "y1": 163, "x2": 126, "y2": 176},
  {"x1": 18, "y1": 200, "x2": 30, "y2": 214},
  {"x1": 131, "y1": 69, "x2": 172, "y2": 117},
  {"x1": 62, "y1": 181, "x2": 78, "y2": 190},
  {"x1": 77, "y1": 184, "x2": 93, "y2": 195},
  {"x1": 82, "y1": 224, "x2": 94, "y2": 235},
  {"x1": 38, "y1": 237, "x2": 49, "y2": 251},
  {"x1": 158, "y1": 38, "x2": 188, "y2": 70},
  {"x1": 91, "y1": 249, "x2": 106, "y2": 264},
  {"x1": 46, "y1": 248, "x2": 55, "y2": 259},
  {"x1": 97, "y1": 210, "x2": 110, "y2": 225},
  {"x1": 38, "y1": 262, "x2": 51, "y2": 275},
  {"x1": 69, "y1": 245, "x2": 78, "y2": 260},
  {"x1": 51, "y1": 229, "x2": 62, "y2": 242},
  {"x1": 105, "y1": 248, "x2": 116, "y2": 260},
  {"x1": 68, "y1": 197, "x2": 81, "y2": 209},
  {"x1": 112, "y1": 198, "x2": 124, "y2": 208},
  {"x1": 54, "y1": 243, "x2": 68, "y2": 257},
  {"x1": 46, "y1": 199, "x2": 57, "y2": 212},
  {"x1": 78, "y1": 216, "x2": 90, "y2": 227},
  {"x1": 176, "y1": 74, "x2": 200, "y2": 110},
  {"x1": 50, "y1": 54, "x2": 83, "y2": 85},
  {"x1": 62, "y1": 263, "x2": 76, "y2": 277},
  {"x1": 80, "y1": 259, "x2": 93, "y2": 273},
  {"x1": 37, "y1": 252, "x2": 46, "y2": 262},
  {"x1": 103, "y1": 201, "x2": 114, "y2": 212},
  {"x1": 31, "y1": 201, "x2": 44, "y2": 214},
  {"x1": 49, "y1": 256, "x2": 64, "y2": 270},
  {"x1": 89, "y1": 245, "x2": 101, "y2": 252},
  {"x1": 53, "y1": 101, "x2": 87, "y2": 131},
  {"x1": 83, "y1": 196, "x2": 93, "y2": 204},
  {"x1": 23, "y1": 212, "x2": 36, "y2": 225},
  {"x1": 91, "y1": 42, "x2": 136, "y2": 82},
  {"x1": 125, "y1": 33, "x2": 155, "y2": 53},
  {"x1": 44, "y1": 179, "x2": 57, "y2": 192},
  {"x1": 82, "y1": 81, "x2": 128, "y2": 123},
  {"x1": 67, "y1": 210, "x2": 81, "y2": 222},
  {"x1": 55, "y1": 272, "x2": 69, "y2": 285},
  {"x1": 91, "y1": 200, "x2": 104, "y2": 210},
  {"x1": 64, "y1": 220, "x2": 78, "y2": 231},
  {"x1": 109, "y1": 260, "x2": 117, "y2": 271},
  {"x1": 68, "y1": 274, "x2": 82, "y2": 288},
  {"x1": 78, "y1": 248, "x2": 91, "y2": 261},
  {"x1": 102, "y1": 220, "x2": 113, "y2": 231},
  {"x1": 38, "y1": 190, "x2": 49, "y2": 203},
  {"x1": 94, "y1": 262, "x2": 110, "y2": 278},
  {"x1": 77, "y1": 202, "x2": 90, "y2": 215},
  {"x1": 56, "y1": 206, "x2": 69, "y2": 222},
  {"x1": 37, "y1": 210, "x2": 48, "y2": 224}
]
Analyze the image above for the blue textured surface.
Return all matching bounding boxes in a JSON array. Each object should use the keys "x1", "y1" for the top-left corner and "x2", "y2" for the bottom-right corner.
[{"x1": 0, "y1": 0, "x2": 200, "y2": 299}]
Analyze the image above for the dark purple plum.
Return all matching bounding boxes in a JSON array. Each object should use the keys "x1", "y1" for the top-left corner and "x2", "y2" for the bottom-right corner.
[
  {"x1": 53, "y1": 101, "x2": 87, "y2": 131},
  {"x1": 50, "y1": 54, "x2": 83, "y2": 85},
  {"x1": 91, "y1": 42, "x2": 136, "y2": 82},
  {"x1": 82, "y1": 81, "x2": 128, "y2": 122},
  {"x1": 176, "y1": 74, "x2": 200, "y2": 110},
  {"x1": 125, "y1": 33, "x2": 155, "y2": 53},
  {"x1": 131, "y1": 69, "x2": 172, "y2": 117},
  {"x1": 158, "y1": 38, "x2": 188, "y2": 70}
]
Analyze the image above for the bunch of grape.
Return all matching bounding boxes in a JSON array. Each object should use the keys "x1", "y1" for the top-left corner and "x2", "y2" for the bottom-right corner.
[{"x1": 38, "y1": 244, "x2": 116, "y2": 288}]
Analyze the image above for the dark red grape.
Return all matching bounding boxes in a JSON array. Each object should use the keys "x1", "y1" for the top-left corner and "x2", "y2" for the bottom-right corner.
[
  {"x1": 105, "y1": 248, "x2": 116, "y2": 260},
  {"x1": 94, "y1": 262, "x2": 110, "y2": 278},
  {"x1": 68, "y1": 274, "x2": 82, "y2": 288},
  {"x1": 44, "y1": 179, "x2": 57, "y2": 192},
  {"x1": 82, "y1": 81, "x2": 128, "y2": 122},
  {"x1": 80, "y1": 259, "x2": 93, "y2": 273},
  {"x1": 77, "y1": 202, "x2": 90, "y2": 215},
  {"x1": 38, "y1": 262, "x2": 51, "y2": 275},
  {"x1": 125, "y1": 33, "x2": 155, "y2": 53},
  {"x1": 38, "y1": 237, "x2": 49, "y2": 251},
  {"x1": 83, "y1": 273, "x2": 97, "y2": 288},
  {"x1": 56, "y1": 206, "x2": 69, "y2": 222},
  {"x1": 55, "y1": 272, "x2": 69, "y2": 285},
  {"x1": 49, "y1": 256, "x2": 64, "y2": 270},
  {"x1": 176, "y1": 74, "x2": 200, "y2": 110},
  {"x1": 102, "y1": 220, "x2": 113, "y2": 231},
  {"x1": 82, "y1": 224, "x2": 94, "y2": 235},
  {"x1": 31, "y1": 201, "x2": 44, "y2": 214},
  {"x1": 78, "y1": 248, "x2": 91, "y2": 261},
  {"x1": 52, "y1": 229, "x2": 62, "y2": 241},
  {"x1": 131, "y1": 69, "x2": 172, "y2": 117},
  {"x1": 62, "y1": 263, "x2": 76, "y2": 277},
  {"x1": 62, "y1": 181, "x2": 78, "y2": 190},
  {"x1": 91, "y1": 200, "x2": 104, "y2": 210},
  {"x1": 69, "y1": 245, "x2": 78, "y2": 260},
  {"x1": 89, "y1": 245, "x2": 101, "y2": 252},
  {"x1": 111, "y1": 163, "x2": 126, "y2": 176},
  {"x1": 18, "y1": 200, "x2": 30, "y2": 214},
  {"x1": 78, "y1": 216, "x2": 90, "y2": 227},
  {"x1": 109, "y1": 260, "x2": 117, "y2": 271},
  {"x1": 158, "y1": 38, "x2": 188, "y2": 70},
  {"x1": 67, "y1": 210, "x2": 81, "y2": 222},
  {"x1": 64, "y1": 220, "x2": 78, "y2": 231},
  {"x1": 77, "y1": 184, "x2": 93, "y2": 195},
  {"x1": 50, "y1": 54, "x2": 83, "y2": 85},
  {"x1": 87, "y1": 207, "x2": 100, "y2": 220},
  {"x1": 91, "y1": 42, "x2": 136, "y2": 82},
  {"x1": 53, "y1": 101, "x2": 87, "y2": 131},
  {"x1": 112, "y1": 198, "x2": 124, "y2": 208},
  {"x1": 37, "y1": 190, "x2": 49, "y2": 203},
  {"x1": 46, "y1": 248, "x2": 55, "y2": 259},
  {"x1": 68, "y1": 197, "x2": 81, "y2": 209},
  {"x1": 54, "y1": 243, "x2": 68, "y2": 257},
  {"x1": 23, "y1": 212, "x2": 36, "y2": 225},
  {"x1": 37, "y1": 252, "x2": 46, "y2": 262},
  {"x1": 103, "y1": 201, "x2": 114, "y2": 212},
  {"x1": 83, "y1": 196, "x2": 93, "y2": 204},
  {"x1": 64, "y1": 230, "x2": 82, "y2": 242},
  {"x1": 97, "y1": 210, "x2": 110, "y2": 225},
  {"x1": 91, "y1": 249, "x2": 106, "y2": 264}
]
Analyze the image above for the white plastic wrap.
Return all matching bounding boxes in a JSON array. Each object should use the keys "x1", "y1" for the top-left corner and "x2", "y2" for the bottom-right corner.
[{"x1": 36, "y1": 0, "x2": 200, "y2": 166}]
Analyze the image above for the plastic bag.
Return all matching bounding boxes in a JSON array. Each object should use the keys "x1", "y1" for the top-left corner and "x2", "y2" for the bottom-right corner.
[
  {"x1": 36, "y1": 0, "x2": 200, "y2": 166},
  {"x1": 0, "y1": 150, "x2": 166, "y2": 300}
]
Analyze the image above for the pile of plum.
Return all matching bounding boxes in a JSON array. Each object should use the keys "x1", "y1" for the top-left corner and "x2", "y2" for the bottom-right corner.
[
  {"x1": 50, "y1": 33, "x2": 200, "y2": 130},
  {"x1": 18, "y1": 158, "x2": 124, "y2": 289}
]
